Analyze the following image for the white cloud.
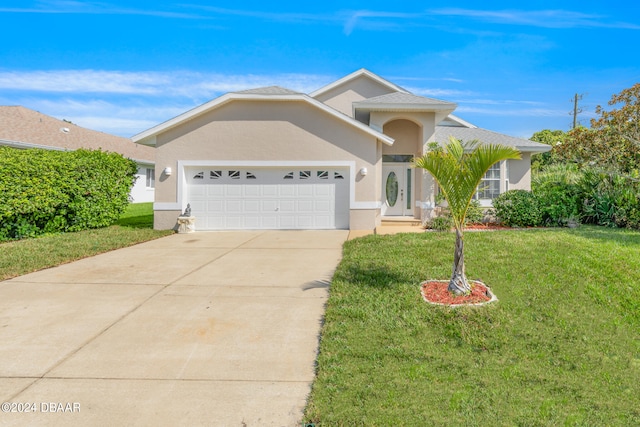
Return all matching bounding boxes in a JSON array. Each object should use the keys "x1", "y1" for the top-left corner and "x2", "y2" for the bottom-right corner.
[
  {"x1": 428, "y1": 8, "x2": 640, "y2": 30},
  {"x1": 456, "y1": 105, "x2": 567, "y2": 117},
  {"x1": 0, "y1": 70, "x2": 332, "y2": 98},
  {"x1": 0, "y1": 69, "x2": 339, "y2": 136},
  {"x1": 0, "y1": 0, "x2": 200, "y2": 19}
]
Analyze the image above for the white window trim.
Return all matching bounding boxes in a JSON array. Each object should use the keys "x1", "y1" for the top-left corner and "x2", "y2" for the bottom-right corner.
[{"x1": 145, "y1": 167, "x2": 155, "y2": 189}]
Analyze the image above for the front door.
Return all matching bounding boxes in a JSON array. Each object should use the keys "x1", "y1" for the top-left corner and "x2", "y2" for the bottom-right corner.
[{"x1": 382, "y1": 163, "x2": 413, "y2": 216}]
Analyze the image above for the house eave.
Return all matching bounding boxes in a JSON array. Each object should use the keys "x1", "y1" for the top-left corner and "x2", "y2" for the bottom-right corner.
[
  {"x1": 354, "y1": 103, "x2": 457, "y2": 113},
  {"x1": 1, "y1": 138, "x2": 69, "y2": 151},
  {"x1": 517, "y1": 145, "x2": 553, "y2": 153},
  {"x1": 0, "y1": 138, "x2": 155, "y2": 164}
]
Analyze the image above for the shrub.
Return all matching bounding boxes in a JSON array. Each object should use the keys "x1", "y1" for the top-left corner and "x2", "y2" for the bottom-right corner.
[
  {"x1": 534, "y1": 182, "x2": 581, "y2": 226},
  {"x1": 532, "y1": 163, "x2": 582, "y2": 226},
  {"x1": 579, "y1": 168, "x2": 640, "y2": 229},
  {"x1": 0, "y1": 147, "x2": 138, "y2": 240},
  {"x1": 429, "y1": 215, "x2": 453, "y2": 231},
  {"x1": 464, "y1": 200, "x2": 484, "y2": 225},
  {"x1": 493, "y1": 190, "x2": 543, "y2": 227}
]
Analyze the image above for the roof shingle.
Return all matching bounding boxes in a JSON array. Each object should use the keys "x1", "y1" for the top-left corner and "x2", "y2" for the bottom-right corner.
[
  {"x1": 433, "y1": 125, "x2": 551, "y2": 152},
  {"x1": 0, "y1": 106, "x2": 154, "y2": 163},
  {"x1": 233, "y1": 86, "x2": 301, "y2": 95}
]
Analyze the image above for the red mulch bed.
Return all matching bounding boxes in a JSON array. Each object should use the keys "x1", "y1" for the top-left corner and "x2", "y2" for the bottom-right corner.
[{"x1": 421, "y1": 280, "x2": 493, "y2": 306}]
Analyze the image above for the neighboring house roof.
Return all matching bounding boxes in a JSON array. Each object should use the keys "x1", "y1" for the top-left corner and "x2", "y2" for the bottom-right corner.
[
  {"x1": 0, "y1": 106, "x2": 154, "y2": 164},
  {"x1": 434, "y1": 125, "x2": 551, "y2": 152},
  {"x1": 310, "y1": 68, "x2": 408, "y2": 98},
  {"x1": 132, "y1": 88, "x2": 395, "y2": 147},
  {"x1": 354, "y1": 91, "x2": 457, "y2": 112}
]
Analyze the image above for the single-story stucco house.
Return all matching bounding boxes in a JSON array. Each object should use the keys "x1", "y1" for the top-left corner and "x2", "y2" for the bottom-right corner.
[
  {"x1": 132, "y1": 69, "x2": 550, "y2": 231},
  {"x1": 0, "y1": 106, "x2": 155, "y2": 203}
]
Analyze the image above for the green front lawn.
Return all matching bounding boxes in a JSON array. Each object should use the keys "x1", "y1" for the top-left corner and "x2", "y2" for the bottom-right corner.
[
  {"x1": 305, "y1": 227, "x2": 640, "y2": 426},
  {"x1": 0, "y1": 203, "x2": 172, "y2": 281}
]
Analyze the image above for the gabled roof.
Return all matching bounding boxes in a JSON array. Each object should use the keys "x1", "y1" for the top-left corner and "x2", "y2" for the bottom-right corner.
[
  {"x1": 434, "y1": 125, "x2": 551, "y2": 153},
  {"x1": 310, "y1": 68, "x2": 408, "y2": 98},
  {"x1": 0, "y1": 106, "x2": 154, "y2": 164},
  {"x1": 132, "y1": 87, "x2": 394, "y2": 146},
  {"x1": 354, "y1": 92, "x2": 457, "y2": 112},
  {"x1": 234, "y1": 86, "x2": 301, "y2": 95},
  {"x1": 438, "y1": 114, "x2": 478, "y2": 128}
]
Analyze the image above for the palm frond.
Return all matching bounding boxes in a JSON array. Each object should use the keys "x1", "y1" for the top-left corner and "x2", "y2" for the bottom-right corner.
[{"x1": 414, "y1": 138, "x2": 521, "y2": 228}]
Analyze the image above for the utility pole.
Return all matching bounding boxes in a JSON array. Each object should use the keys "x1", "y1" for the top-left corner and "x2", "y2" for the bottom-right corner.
[{"x1": 571, "y1": 93, "x2": 584, "y2": 129}]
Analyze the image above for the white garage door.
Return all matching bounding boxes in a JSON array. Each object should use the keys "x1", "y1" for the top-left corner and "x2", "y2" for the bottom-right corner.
[{"x1": 187, "y1": 168, "x2": 350, "y2": 230}]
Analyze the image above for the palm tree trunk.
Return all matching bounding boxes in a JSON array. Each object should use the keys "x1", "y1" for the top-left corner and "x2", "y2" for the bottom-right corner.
[{"x1": 449, "y1": 227, "x2": 471, "y2": 295}]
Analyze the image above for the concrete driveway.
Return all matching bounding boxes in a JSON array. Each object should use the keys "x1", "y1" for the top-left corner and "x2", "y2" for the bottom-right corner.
[{"x1": 0, "y1": 230, "x2": 347, "y2": 426}]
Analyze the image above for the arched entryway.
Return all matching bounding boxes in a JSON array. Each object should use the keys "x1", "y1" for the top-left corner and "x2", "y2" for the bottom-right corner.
[{"x1": 381, "y1": 119, "x2": 421, "y2": 217}]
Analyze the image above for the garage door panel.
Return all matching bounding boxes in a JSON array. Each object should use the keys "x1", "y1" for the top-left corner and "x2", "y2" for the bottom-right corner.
[
  {"x1": 207, "y1": 186, "x2": 224, "y2": 197},
  {"x1": 261, "y1": 216, "x2": 278, "y2": 228},
  {"x1": 279, "y1": 200, "x2": 296, "y2": 212},
  {"x1": 207, "y1": 200, "x2": 224, "y2": 213},
  {"x1": 244, "y1": 185, "x2": 261, "y2": 197},
  {"x1": 190, "y1": 186, "x2": 207, "y2": 197},
  {"x1": 297, "y1": 200, "x2": 314, "y2": 212},
  {"x1": 315, "y1": 185, "x2": 333, "y2": 197},
  {"x1": 261, "y1": 200, "x2": 278, "y2": 212},
  {"x1": 187, "y1": 167, "x2": 349, "y2": 230},
  {"x1": 244, "y1": 200, "x2": 260, "y2": 212},
  {"x1": 226, "y1": 186, "x2": 243, "y2": 197},
  {"x1": 297, "y1": 185, "x2": 314, "y2": 197},
  {"x1": 262, "y1": 185, "x2": 278, "y2": 197},
  {"x1": 315, "y1": 200, "x2": 332, "y2": 212},
  {"x1": 226, "y1": 200, "x2": 243, "y2": 213}
]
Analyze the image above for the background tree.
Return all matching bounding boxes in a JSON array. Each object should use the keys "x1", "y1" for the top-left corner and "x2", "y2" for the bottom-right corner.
[
  {"x1": 552, "y1": 84, "x2": 640, "y2": 173},
  {"x1": 530, "y1": 129, "x2": 568, "y2": 171},
  {"x1": 414, "y1": 137, "x2": 521, "y2": 295}
]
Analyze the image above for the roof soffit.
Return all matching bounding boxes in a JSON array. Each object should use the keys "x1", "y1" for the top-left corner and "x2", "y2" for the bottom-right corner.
[{"x1": 353, "y1": 92, "x2": 457, "y2": 113}]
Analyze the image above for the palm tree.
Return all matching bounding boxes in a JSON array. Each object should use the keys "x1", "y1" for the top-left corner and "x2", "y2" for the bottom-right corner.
[{"x1": 414, "y1": 137, "x2": 521, "y2": 295}]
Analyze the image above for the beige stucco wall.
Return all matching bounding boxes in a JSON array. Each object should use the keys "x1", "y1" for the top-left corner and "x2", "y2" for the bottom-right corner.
[
  {"x1": 350, "y1": 209, "x2": 381, "y2": 230},
  {"x1": 155, "y1": 210, "x2": 182, "y2": 230},
  {"x1": 370, "y1": 112, "x2": 436, "y2": 152},
  {"x1": 154, "y1": 99, "x2": 384, "y2": 229},
  {"x1": 508, "y1": 153, "x2": 532, "y2": 190},
  {"x1": 313, "y1": 75, "x2": 396, "y2": 117}
]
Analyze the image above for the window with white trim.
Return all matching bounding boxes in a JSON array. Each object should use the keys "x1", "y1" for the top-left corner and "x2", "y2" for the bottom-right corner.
[
  {"x1": 145, "y1": 168, "x2": 155, "y2": 188},
  {"x1": 474, "y1": 163, "x2": 500, "y2": 200}
]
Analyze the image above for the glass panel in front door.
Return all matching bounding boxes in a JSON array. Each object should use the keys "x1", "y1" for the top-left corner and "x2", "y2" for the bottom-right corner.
[
  {"x1": 382, "y1": 165, "x2": 412, "y2": 216},
  {"x1": 386, "y1": 172, "x2": 398, "y2": 207}
]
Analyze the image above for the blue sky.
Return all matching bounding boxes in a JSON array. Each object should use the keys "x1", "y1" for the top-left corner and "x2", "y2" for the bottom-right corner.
[{"x1": 1, "y1": 1, "x2": 639, "y2": 139}]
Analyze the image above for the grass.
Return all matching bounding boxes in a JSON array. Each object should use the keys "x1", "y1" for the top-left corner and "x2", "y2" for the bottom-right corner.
[
  {"x1": 114, "y1": 202, "x2": 155, "y2": 228},
  {"x1": 0, "y1": 203, "x2": 172, "y2": 281},
  {"x1": 304, "y1": 226, "x2": 640, "y2": 426}
]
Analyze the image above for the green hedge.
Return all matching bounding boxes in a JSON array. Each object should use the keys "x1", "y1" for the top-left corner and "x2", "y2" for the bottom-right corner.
[
  {"x1": 493, "y1": 190, "x2": 543, "y2": 227},
  {"x1": 494, "y1": 168, "x2": 640, "y2": 229},
  {"x1": 0, "y1": 147, "x2": 138, "y2": 240}
]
